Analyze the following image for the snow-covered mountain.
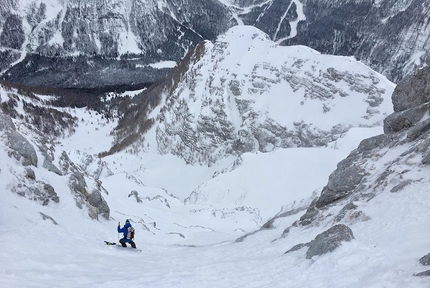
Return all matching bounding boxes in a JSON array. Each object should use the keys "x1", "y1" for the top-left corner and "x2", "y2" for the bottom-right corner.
[
  {"x1": 3, "y1": 23, "x2": 430, "y2": 286},
  {"x1": 1, "y1": 0, "x2": 428, "y2": 89},
  {"x1": 0, "y1": 0, "x2": 234, "y2": 88},
  {"x1": 112, "y1": 26, "x2": 394, "y2": 165},
  {"x1": 284, "y1": 0, "x2": 430, "y2": 83}
]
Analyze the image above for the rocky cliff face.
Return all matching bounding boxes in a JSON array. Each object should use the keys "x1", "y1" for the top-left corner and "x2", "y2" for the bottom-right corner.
[
  {"x1": 295, "y1": 64, "x2": 430, "y2": 227},
  {"x1": 0, "y1": 0, "x2": 235, "y2": 88},
  {"x1": 243, "y1": 64, "x2": 430, "y2": 270},
  {"x1": 0, "y1": 81, "x2": 111, "y2": 220},
  {"x1": 284, "y1": 0, "x2": 430, "y2": 83},
  {"x1": 110, "y1": 26, "x2": 394, "y2": 166}
]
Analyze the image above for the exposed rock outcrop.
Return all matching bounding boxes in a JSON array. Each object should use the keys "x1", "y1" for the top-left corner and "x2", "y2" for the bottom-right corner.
[
  {"x1": 39, "y1": 212, "x2": 59, "y2": 225},
  {"x1": 128, "y1": 190, "x2": 143, "y2": 203},
  {"x1": 60, "y1": 151, "x2": 110, "y2": 220},
  {"x1": 419, "y1": 253, "x2": 430, "y2": 266},
  {"x1": 285, "y1": 224, "x2": 355, "y2": 259},
  {"x1": 285, "y1": 0, "x2": 430, "y2": 83},
  {"x1": 0, "y1": 111, "x2": 38, "y2": 166},
  {"x1": 391, "y1": 66, "x2": 430, "y2": 113},
  {"x1": 415, "y1": 253, "x2": 430, "y2": 277},
  {"x1": 14, "y1": 182, "x2": 60, "y2": 206},
  {"x1": 297, "y1": 65, "x2": 430, "y2": 228}
]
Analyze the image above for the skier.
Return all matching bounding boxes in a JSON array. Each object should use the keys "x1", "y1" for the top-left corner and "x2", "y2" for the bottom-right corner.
[{"x1": 117, "y1": 219, "x2": 136, "y2": 248}]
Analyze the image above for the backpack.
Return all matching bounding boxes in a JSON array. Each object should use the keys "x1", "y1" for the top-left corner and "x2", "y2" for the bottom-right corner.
[{"x1": 127, "y1": 226, "x2": 135, "y2": 240}]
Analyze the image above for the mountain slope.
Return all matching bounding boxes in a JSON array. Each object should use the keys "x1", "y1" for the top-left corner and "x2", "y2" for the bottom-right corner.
[
  {"x1": 2, "y1": 25, "x2": 430, "y2": 287},
  {"x1": 0, "y1": 0, "x2": 234, "y2": 88},
  {"x1": 279, "y1": 65, "x2": 430, "y2": 280},
  {"x1": 0, "y1": 26, "x2": 396, "y2": 233},
  {"x1": 282, "y1": 0, "x2": 430, "y2": 82},
  {"x1": 111, "y1": 26, "x2": 394, "y2": 167},
  {"x1": 0, "y1": 73, "x2": 429, "y2": 287}
]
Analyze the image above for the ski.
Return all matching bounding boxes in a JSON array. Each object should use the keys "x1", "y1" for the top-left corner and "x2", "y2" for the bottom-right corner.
[{"x1": 104, "y1": 241, "x2": 142, "y2": 252}]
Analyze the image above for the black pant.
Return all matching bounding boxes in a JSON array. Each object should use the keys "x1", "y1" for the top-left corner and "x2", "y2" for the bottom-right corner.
[{"x1": 119, "y1": 238, "x2": 136, "y2": 248}]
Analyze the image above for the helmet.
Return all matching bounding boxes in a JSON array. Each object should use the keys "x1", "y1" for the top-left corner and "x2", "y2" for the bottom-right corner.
[{"x1": 125, "y1": 219, "x2": 130, "y2": 224}]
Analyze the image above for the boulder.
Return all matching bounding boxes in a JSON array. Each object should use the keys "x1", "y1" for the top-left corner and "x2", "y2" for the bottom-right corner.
[
  {"x1": 420, "y1": 253, "x2": 430, "y2": 266},
  {"x1": 356, "y1": 134, "x2": 388, "y2": 154},
  {"x1": 315, "y1": 161, "x2": 365, "y2": 208},
  {"x1": 407, "y1": 118, "x2": 430, "y2": 141},
  {"x1": 383, "y1": 104, "x2": 428, "y2": 134},
  {"x1": 384, "y1": 66, "x2": 430, "y2": 134},
  {"x1": 87, "y1": 189, "x2": 110, "y2": 220},
  {"x1": 285, "y1": 224, "x2": 355, "y2": 259},
  {"x1": 414, "y1": 270, "x2": 430, "y2": 277},
  {"x1": 305, "y1": 224, "x2": 355, "y2": 259},
  {"x1": 391, "y1": 66, "x2": 430, "y2": 113}
]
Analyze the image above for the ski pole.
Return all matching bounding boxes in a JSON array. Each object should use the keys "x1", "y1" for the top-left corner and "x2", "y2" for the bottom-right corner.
[{"x1": 118, "y1": 222, "x2": 120, "y2": 242}]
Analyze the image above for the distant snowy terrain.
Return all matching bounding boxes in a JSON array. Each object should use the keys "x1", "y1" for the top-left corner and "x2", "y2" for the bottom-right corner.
[
  {"x1": 2, "y1": 0, "x2": 428, "y2": 89},
  {"x1": 1, "y1": 25, "x2": 430, "y2": 287}
]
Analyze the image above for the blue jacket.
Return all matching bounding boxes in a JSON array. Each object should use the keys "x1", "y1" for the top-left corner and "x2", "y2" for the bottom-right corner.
[{"x1": 117, "y1": 222, "x2": 132, "y2": 242}]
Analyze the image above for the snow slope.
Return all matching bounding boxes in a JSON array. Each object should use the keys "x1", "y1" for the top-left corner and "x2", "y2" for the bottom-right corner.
[
  {"x1": 2, "y1": 100, "x2": 428, "y2": 287},
  {"x1": 1, "y1": 129, "x2": 429, "y2": 287},
  {"x1": 0, "y1": 27, "x2": 428, "y2": 288}
]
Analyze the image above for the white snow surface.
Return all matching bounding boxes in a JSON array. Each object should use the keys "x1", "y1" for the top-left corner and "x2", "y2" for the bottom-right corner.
[
  {"x1": 0, "y1": 28, "x2": 429, "y2": 288},
  {"x1": 208, "y1": 26, "x2": 394, "y2": 132},
  {"x1": 1, "y1": 119, "x2": 429, "y2": 288}
]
